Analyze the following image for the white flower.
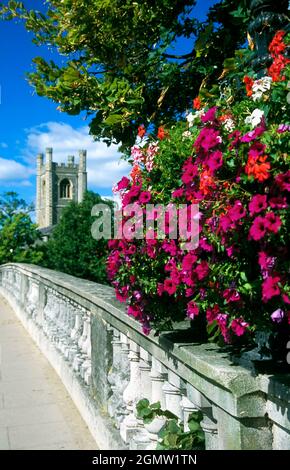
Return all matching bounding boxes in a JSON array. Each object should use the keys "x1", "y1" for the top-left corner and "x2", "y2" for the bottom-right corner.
[
  {"x1": 245, "y1": 109, "x2": 264, "y2": 128},
  {"x1": 186, "y1": 110, "x2": 205, "y2": 127},
  {"x1": 251, "y1": 76, "x2": 272, "y2": 102},
  {"x1": 182, "y1": 130, "x2": 192, "y2": 138},
  {"x1": 223, "y1": 118, "x2": 235, "y2": 132}
]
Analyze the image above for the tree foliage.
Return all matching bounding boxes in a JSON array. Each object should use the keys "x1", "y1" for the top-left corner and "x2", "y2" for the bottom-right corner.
[
  {"x1": 0, "y1": 0, "x2": 250, "y2": 152},
  {"x1": 0, "y1": 192, "x2": 43, "y2": 264},
  {"x1": 41, "y1": 191, "x2": 112, "y2": 283}
]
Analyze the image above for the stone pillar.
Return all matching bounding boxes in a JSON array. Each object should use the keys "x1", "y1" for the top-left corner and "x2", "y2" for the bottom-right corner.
[
  {"x1": 78, "y1": 149, "x2": 87, "y2": 203},
  {"x1": 45, "y1": 147, "x2": 54, "y2": 227},
  {"x1": 120, "y1": 340, "x2": 142, "y2": 443},
  {"x1": 36, "y1": 153, "x2": 44, "y2": 226}
]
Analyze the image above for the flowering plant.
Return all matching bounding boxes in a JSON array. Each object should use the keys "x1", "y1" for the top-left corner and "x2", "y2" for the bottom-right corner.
[{"x1": 107, "y1": 32, "x2": 290, "y2": 346}]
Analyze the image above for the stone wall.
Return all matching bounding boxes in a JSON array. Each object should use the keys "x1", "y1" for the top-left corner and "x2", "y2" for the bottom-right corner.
[{"x1": 0, "y1": 263, "x2": 289, "y2": 450}]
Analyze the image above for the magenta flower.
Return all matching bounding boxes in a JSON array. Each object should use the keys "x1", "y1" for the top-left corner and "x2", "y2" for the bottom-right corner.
[
  {"x1": 206, "y1": 305, "x2": 220, "y2": 324},
  {"x1": 128, "y1": 305, "x2": 142, "y2": 319},
  {"x1": 249, "y1": 216, "x2": 267, "y2": 241},
  {"x1": 258, "y1": 251, "x2": 276, "y2": 271},
  {"x1": 223, "y1": 288, "x2": 241, "y2": 303},
  {"x1": 262, "y1": 276, "x2": 281, "y2": 302},
  {"x1": 228, "y1": 200, "x2": 246, "y2": 221},
  {"x1": 248, "y1": 141, "x2": 266, "y2": 158},
  {"x1": 164, "y1": 279, "x2": 177, "y2": 295},
  {"x1": 207, "y1": 150, "x2": 223, "y2": 172},
  {"x1": 240, "y1": 124, "x2": 265, "y2": 143},
  {"x1": 277, "y1": 124, "x2": 290, "y2": 133},
  {"x1": 194, "y1": 128, "x2": 221, "y2": 152},
  {"x1": 194, "y1": 260, "x2": 209, "y2": 280},
  {"x1": 182, "y1": 162, "x2": 198, "y2": 184},
  {"x1": 271, "y1": 308, "x2": 285, "y2": 323},
  {"x1": 219, "y1": 214, "x2": 235, "y2": 232},
  {"x1": 172, "y1": 188, "x2": 184, "y2": 198},
  {"x1": 249, "y1": 194, "x2": 267, "y2": 216},
  {"x1": 186, "y1": 301, "x2": 199, "y2": 319},
  {"x1": 117, "y1": 176, "x2": 130, "y2": 191},
  {"x1": 182, "y1": 253, "x2": 197, "y2": 271},
  {"x1": 139, "y1": 191, "x2": 151, "y2": 204},
  {"x1": 269, "y1": 196, "x2": 288, "y2": 209},
  {"x1": 162, "y1": 239, "x2": 178, "y2": 256},
  {"x1": 216, "y1": 313, "x2": 231, "y2": 343},
  {"x1": 275, "y1": 171, "x2": 290, "y2": 192},
  {"x1": 265, "y1": 212, "x2": 282, "y2": 233},
  {"x1": 201, "y1": 106, "x2": 218, "y2": 123},
  {"x1": 231, "y1": 317, "x2": 249, "y2": 336}
]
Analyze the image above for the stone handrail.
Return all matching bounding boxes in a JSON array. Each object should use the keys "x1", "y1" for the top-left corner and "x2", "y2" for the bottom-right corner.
[{"x1": 0, "y1": 263, "x2": 289, "y2": 449}]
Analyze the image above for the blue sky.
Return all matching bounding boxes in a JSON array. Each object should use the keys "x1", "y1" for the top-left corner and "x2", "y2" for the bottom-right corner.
[{"x1": 0, "y1": 0, "x2": 216, "y2": 206}]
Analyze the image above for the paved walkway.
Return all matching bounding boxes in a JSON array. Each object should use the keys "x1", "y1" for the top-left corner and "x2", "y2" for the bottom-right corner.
[{"x1": 0, "y1": 295, "x2": 97, "y2": 450}]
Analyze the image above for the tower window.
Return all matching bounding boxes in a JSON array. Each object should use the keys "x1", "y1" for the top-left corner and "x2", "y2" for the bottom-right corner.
[{"x1": 60, "y1": 178, "x2": 72, "y2": 199}]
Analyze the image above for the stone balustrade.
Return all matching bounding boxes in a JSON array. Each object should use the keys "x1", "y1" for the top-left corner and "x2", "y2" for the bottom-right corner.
[{"x1": 0, "y1": 263, "x2": 289, "y2": 450}]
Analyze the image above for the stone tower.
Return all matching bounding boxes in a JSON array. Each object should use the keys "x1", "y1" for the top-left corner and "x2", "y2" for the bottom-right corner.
[{"x1": 36, "y1": 148, "x2": 87, "y2": 228}]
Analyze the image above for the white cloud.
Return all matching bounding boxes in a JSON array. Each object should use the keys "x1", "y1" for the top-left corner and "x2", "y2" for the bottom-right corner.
[
  {"x1": 24, "y1": 122, "x2": 131, "y2": 190},
  {"x1": 0, "y1": 157, "x2": 33, "y2": 182}
]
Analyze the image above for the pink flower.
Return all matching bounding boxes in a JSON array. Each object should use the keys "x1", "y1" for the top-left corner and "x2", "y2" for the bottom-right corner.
[
  {"x1": 271, "y1": 308, "x2": 284, "y2": 323},
  {"x1": 194, "y1": 261, "x2": 209, "y2": 280},
  {"x1": 199, "y1": 237, "x2": 213, "y2": 252},
  {"x1": 249, "y1": 195, "x2": 267, "y2": 216},
  {"x1": 249, "y1": 216, "x2": 267, "y2": 241},
  {"x1": 139, "y1": 191, "x2": 151, "y2": 204},
  {"x1": 248, "y1": 142, "x2": 266, "y2": 158},
  {"x1": 282, "y1": 293, "x2": 290, "y2": 305},
  {"x1": 265, "y1": 212, "x2": 282, "y2": 233},
  {"x1": 231, "y1": 317, "x2": 249, "y2": 336},
  {"x1": 187, "y1": 301, "x2": 199, "y2": 319},
  {"x1": 262, "y1": 276, "x2": 281, "y2": 302},
  {"x1": 164, "y1": 279, "x2": 177, "y2": 295},
  {"x1": 228, "y1": 200, "x2": 246, "y2": 221},
  {"x1": 223, "y1": 288, "x2": 241, "y2": 303}
]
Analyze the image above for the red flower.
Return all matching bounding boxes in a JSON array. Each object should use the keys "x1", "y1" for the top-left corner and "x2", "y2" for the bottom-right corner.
[
  {"x1": 157, "y1": 126, "x2": 168, "y2": 140},
  {"x1": 193, "y1": 97, "x2": 202, "y2": 110},
  {"x1": 245, "y1": 155, "x2": 271, "y2": 182},
  {"x1": 139, "y1": 191, "x2": 152, "y2": 204},
  {"x1": 206, "y1": 305, "x2": 220, "y2": 324},
  {"x1": 194, "y1": 260, "x2": 209, "y2": 280},
  {"x1": 243, "y1": 76, "x2": 254, "y2": 96},
  {"x1": 228, "y1": 200, "x2": 246, "y2": 221},
  {"x1": 137, "y1": 125, "x2": 146, "y2": 138}
]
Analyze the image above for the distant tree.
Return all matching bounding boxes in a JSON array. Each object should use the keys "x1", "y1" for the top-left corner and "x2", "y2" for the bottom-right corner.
[
  {"x1": 0, "y1": 0, "x2": 250, "y2": 152},
  {"x1": 42, "y1": 191, "x2": 112, "y2": 283},
  {"x1": 0, "y1": 192, "x2": 43, "y2": 264}
]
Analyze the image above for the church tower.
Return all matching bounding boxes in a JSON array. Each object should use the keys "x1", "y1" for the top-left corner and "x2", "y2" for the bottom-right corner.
[{"x1": 36, "y1": 148, "x2": 88, "y2": 228}]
